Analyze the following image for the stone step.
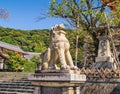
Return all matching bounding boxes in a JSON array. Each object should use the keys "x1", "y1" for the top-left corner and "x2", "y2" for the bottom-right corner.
[
  {"x1": 9, "y1": 81, "x2": 31, "y2": 84},
  {"x1": 0, "y1": 91, "x2": 16, "y2": 94},
  {"x1": 16, "y1": 78, "x2": 28, "y2": 81},
  {"x1": 0, "y1": 88, "x2": 34, "y2": 93},
  {"x1": 2, "y1": 81, "x2": 30, "y2": 83},
  {"x1": 13, "y1": 79, "x2": 30, "y2": 82},
  {"x1": 0, "y1": 91, "x2": 33, "y2": 94},
  {"x1": 0, "y1": 78, "x2": 26, "y2": 81},
  {"x1": 0, "y1": 82, "x2": 32, "y2": 86},
  {"x1": 0, "y1": 85, "x2": 35, "y2": 89},
  {"x1": 2, "y1": 80, "x2": 32, "y2": 84},
  {"x1": 13, "y1": 78, "x2": 30, "y2": 81},
  {"x1": 0, "y1": 77, "x2": 35, "y2": 94},
  {"x1": 0, "y1": 80, "x2": 4, "y2": 83}
]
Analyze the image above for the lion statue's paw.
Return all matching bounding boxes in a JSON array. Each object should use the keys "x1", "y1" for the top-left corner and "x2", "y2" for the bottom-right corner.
[
  {"x1": 61, "y1": 65, "x2": 70, "y2": 70},
  {"x1": 70, "y1": 66, "x2": 78, "y2": 70}
]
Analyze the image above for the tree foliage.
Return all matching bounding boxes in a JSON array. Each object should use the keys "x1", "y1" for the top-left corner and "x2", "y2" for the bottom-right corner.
[
  {"x1": 0, "y1": 26, "x2": 86, "y2": 63},
  {"x1": 5, "y1": 51, "x2": 36, "y2": 72},
  {"x1": 49, "y1": 0, "x2": 120, "y2": 67},
  {"x1": 0, "y1": 25, "x2": 119, "y2": 69},
  {"x1": 0, "y1": 27, "x2": 49, "y2": 52},
  {"x1": 49, "y1": 0, "x2": 104, "y2": 64},
  {"x1": 31, "y1": 56, "x2": 42, "y2": 67},
  {"x1": 49, "y1": 0, "x2": 107, "y2": 29}
]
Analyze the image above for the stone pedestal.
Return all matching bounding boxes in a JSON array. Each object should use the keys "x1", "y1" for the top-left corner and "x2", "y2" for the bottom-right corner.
[
  {"x1": 28, "y1": 70, "x2": 86, "y2": 94},
  {"x1": 95, "y1": 36, "x2": 116, "y2": 69}
]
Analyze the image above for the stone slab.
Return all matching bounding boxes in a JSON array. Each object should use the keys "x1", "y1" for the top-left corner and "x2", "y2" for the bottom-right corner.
[
  {"x1": 96, "y1": 56, "x2": 114, "y2": 63},
  {"x1": 28, "y1": 72, "x2": 86, "y2": 82},
  {"x1": 31, "y1": 81, "x2": 81, "y2": 87},
  {"x1": 35, "y1": 69, "x2": 79, "y2": 74}
]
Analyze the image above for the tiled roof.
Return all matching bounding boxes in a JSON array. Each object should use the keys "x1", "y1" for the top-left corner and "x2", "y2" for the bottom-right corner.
[
  {"x1": 0, "y1": 41, "x2": 25, "y2": 53},
  {"x1": 24, "y1": 52, "x2": 41, "y2": 60}
]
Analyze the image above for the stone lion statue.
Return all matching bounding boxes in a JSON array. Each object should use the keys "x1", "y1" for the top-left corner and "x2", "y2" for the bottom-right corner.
[{"x1": 40, "y1": 24, "x2": 77, "y2": 70}]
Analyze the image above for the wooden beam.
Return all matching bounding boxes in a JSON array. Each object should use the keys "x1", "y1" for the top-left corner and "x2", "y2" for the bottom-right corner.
[{"x1": 0, "y1": 52, "x2": 8, "y2": 59}]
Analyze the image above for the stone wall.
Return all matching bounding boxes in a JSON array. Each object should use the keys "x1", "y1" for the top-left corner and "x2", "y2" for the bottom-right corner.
[
  {"x1": 0, "y1": 72, "x2": 32, "y2": 82},
  {"x1": 1, "y1": 72, "x2": 120, "y2": 94},
  {"x1": 79, "y1": 68, "x2": 120, "y2": 94},
  {"x1": 41, "y1": 87, "x2": 62, "y2": 94},
  {"x1": 38, "y1": 81, "x2": 120, "y2": 94},
  {"x1": 80, "y1": 79, "x2": 120, "y2": 94}
]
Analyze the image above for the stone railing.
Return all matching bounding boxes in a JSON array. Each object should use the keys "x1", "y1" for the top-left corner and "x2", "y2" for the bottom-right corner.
[
  {"x1": 80, "y1": 68, "x2": 120, "y2": 94},
  {"x1": 80, "y1": 68, "x2": 120, "y2": 79}
]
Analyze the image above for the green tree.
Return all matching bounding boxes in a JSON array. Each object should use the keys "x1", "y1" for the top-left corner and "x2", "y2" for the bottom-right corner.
[
  {"x1": 49, "y1": 0, "x2": 120, "y2": 66},
  {"x1": 49, "y1": 0, "x2": 105, "y2": 64},
  {"x1": 31, "y1": 56, "x2": 42, "y2": 68},
  {"x1": 5, "y1": 52, "x2": 25, "y2": 72},
  {"x1": 22, "y1": 60, "x2": 36, "y2": 72},
  {"x1": 5, "y1": 51, "x2": 36, "y2": 72}
]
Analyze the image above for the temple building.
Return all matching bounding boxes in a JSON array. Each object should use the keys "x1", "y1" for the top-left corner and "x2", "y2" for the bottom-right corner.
[{"x1": 0, "y1": 41, "x2": 41, "y2": 69}]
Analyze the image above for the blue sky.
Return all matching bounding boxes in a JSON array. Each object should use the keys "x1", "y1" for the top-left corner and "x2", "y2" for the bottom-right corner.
[{"x1": 0, "y1": 0, "x2": 67, "y2": 30}]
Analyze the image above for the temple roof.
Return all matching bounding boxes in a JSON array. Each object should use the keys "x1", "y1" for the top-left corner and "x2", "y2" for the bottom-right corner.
[
  {"x1": 0, "y1": 41, "x2": 42, "y2": 60},
  {"x1": 0, "y1": 41, "x2": 25, "y2": 54},
  {"x1": 24, "y1": 52, "x2": 41, "y2": 60}
]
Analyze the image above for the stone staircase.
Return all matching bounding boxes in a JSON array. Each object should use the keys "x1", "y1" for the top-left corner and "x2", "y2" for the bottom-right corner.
[{"x1": 0, "y1": 78, "x2": 37, "y2": 94}]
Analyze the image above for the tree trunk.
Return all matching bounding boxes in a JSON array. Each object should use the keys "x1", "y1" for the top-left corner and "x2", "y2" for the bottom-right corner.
[{"x1": 75, "y1": 33, "x2": 78, "y2": 66}]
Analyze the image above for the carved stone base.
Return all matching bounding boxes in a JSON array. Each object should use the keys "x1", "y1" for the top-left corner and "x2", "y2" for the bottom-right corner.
[
  {"x1": 28, "y1": 70, "x2": 86, "y2": 94},
  {"x1": 94, "y1": 61, "x2": 115, "y2": 69},
  {"x1": 96, "y1": 56, "x2": 114, "y2": 63},
  {"x1": 95, "y1": 56, "x2": 116, "y2": 69},
  {"x1": 28, "y1": 70, "x2": 86, "y2": 84}
]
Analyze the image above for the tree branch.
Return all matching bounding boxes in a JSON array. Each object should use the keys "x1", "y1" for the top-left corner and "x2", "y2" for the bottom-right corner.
[{"x1": 85, "y1": 0, "x2": 93, "y2": 27}]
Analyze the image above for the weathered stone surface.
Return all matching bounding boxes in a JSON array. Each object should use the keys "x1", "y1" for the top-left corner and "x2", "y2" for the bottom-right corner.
[
  {"x1": 38, "y1": 87, "x2": 76, "y2": 94},
  {"x1": 0, "y1": 72, "x2": 31, "y2": 82},
  {"x1": 28, "y1": 70, "x2": 86, "y2": 94},
  {"x1": 80, "y1": 82, "x2": 120, "y2": 94},
  {"x1": 0, "y1": 76, "x2": 35, "y2": 94},
  {"x1": 28, "y1": 70, "x2": 86, "y2": 83},
  {"x1": 95, "y1": 36, "x2": 116, "y2": 69},
  {"x1": 40, "y1": 24, "x2": 77, "y2": 70},
  {"x1": 2, "y1": 72, "x2": 120, "y2": 94},
  {"x1": 41, "y1": 87, "x2": 62, "y2": 94},
  {"x1": 27, "y1": 24, "x2": 86, "y2": 94},
  {"x1": 96, "y1": 36, "x2": 113, "y2": 59}
]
